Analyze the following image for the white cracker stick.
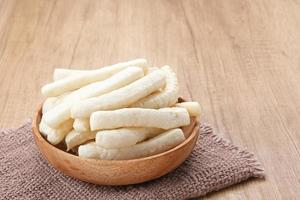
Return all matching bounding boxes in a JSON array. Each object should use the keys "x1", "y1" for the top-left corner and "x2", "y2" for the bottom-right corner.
[
  {"x1": 39, "y1": 119, "x2": 73, "y2": 145},
  {"x1": 78, "y1": 128, "x2": 185, "y2": 160},
  {"x1": 90, "y1": 107, "x2": 190, "y2": 131},
  {"x1": 42, "y1": 97, "x2": 58, "y2": 114},
  {"x1": 96, "y1": 127, "x2": 164, "y2": 149},
  {"x1": 65, "y1": 130, "x2": 96, "y2": 151},
  {"x1": 73, "y1": 118, "x2": 90, "y2": 132},
  {"x1": 42, "y1": 92, "x2": 70, "y2": 114},
  {"x1": 130, "y1": 65, "x2": 179, "y2": 109},
  {"x1": 175, "y1": 102, "x2": 201, "y2": 117},
  {"x1": 65, "y1": 67, "x2": 144, "y2": 101},
  {"x1": 53, "y1": 68, "x2": 90, "y2": 81},
  {"x1": 41, "y1": 58, "x2": 147, "y2": 97},
  {"x1": 147, "y1": 67, "x2": 159, "y2": 74},
  {"x1": 42, "y1": 103, "x2": 71, "y2": 128},
  {"x1": 43, "y1": 67, "x2": 144, "y2": 128},
  {"x1": 71, "y1": 70, "x2": 166, "y2": 118},
  {"x1": 39, "y1": 120, "x2": 49, "y2": 137}
]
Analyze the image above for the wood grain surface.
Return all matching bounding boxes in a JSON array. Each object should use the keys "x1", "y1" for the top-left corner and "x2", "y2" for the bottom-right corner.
[{"x1": 0, "y1": 0, "x2": 299, "y2": 199}]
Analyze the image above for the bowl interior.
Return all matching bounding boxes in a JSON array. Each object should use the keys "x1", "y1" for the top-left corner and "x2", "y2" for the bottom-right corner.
[{"x1": 33, "y1": 104, "x2": 199, "y2": 162}]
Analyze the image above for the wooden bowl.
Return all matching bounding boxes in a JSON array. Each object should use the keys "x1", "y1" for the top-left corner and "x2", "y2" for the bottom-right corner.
[{"x1": 32, "y1": 105, "x2": 200, "y2": 185}]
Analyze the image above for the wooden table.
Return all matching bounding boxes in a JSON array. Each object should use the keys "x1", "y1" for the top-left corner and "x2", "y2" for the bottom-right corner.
[{"x1": 0, "y1": 0, "x2": 299, "y2": 199}]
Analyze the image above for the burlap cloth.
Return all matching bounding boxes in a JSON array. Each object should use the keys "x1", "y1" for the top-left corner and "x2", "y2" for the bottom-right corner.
[{"x1": 0, "y1": 121, "x2": 264, "y2": 200}]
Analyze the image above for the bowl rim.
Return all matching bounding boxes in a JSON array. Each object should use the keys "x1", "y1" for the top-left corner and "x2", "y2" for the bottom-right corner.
[{"x1": 33, "y1": 103, "x2": 200, "y2": 163}]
